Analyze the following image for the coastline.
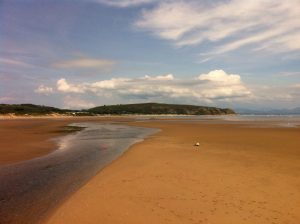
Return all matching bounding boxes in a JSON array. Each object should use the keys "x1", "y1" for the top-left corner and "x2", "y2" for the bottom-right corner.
[{"x1": 46, "y1": 119, "x2": 300, "y2": 224}]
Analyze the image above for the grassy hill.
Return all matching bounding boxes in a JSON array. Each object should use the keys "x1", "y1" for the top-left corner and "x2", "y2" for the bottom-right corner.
[
  {"x1": 0, "y1": 103, "x2": 236, "y2": 116},
  {"x1": 0, "y1": 104, "x2": 65, "y2": 115},
  {"x1": 88, "y1": 103, "x2": 235, "y2": 115}
]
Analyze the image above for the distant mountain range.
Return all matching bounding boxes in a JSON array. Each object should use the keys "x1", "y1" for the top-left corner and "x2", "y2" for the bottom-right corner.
[
  {"x1": 0, "y1": 103, "x2": 235, "y2": 116},
  {"x1": 235, "y1": 107, "x2": 300, "y2": 115}
]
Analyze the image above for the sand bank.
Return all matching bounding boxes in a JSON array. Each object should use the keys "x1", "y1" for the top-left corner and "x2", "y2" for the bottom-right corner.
[{"x1": 46, "y1": 120, "x2": 300, "y2": 224}]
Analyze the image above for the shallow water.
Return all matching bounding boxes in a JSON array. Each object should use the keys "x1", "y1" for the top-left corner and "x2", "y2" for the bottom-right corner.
[
  {"x1": 0, "y1": 123, "x2": 157, "y2": 224},
  {"x1": 135, "y1": 115, "x2": 300, "y2": 128}
]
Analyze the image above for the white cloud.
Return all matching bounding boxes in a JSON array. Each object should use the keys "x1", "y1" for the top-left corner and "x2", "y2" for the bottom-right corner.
[
  {"x1": 144, "y1": 73, "x2": 174, "y2": 81},
  {"x1": 135, "y1": 0, "x2": 300, "y2": 57},
  {"x1": 52, "y1": 70, "x2": 251, "y2": 102},
  {"x1": 52, "y1": 56, "x2": 115, "y2": 70},
  {"x1": 198, "y1": 70, "x2": 240, "y2": 85},
  {"x1": 35, "y1": 85, "x2": 54, "y2": 95},
  {"x1": 57, "y1": 78, "x2": 85, "y2": 93},
  {"x1": 91, "y1": 78, "x2": 129, "y2": 90},
  {"x1": 197, "y1": 70, "x2": 250, "y2": 99}
]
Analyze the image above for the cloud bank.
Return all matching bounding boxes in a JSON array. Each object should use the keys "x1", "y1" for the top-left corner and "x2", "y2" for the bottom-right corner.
[
  {"x1": 34, "y1": 69, "x2": 300, "y2": 109},
  {"x1": 35, "y1": 70, "x2": 252, "y2": 108}
]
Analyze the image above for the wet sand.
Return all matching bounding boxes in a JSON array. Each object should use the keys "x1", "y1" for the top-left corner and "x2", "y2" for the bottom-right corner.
[
  {"x1": 0, "y1": 121, "x2": 156, "y2": 224},
  {"x1": 0, "y1": 119, "x2": 72, "y2": 165},
  {"x1": 0, "y1": 117, "x2": 133, "y2": 165},
  {"x1": 46, "y1": 120, "x2": 300, "y2": 224}
]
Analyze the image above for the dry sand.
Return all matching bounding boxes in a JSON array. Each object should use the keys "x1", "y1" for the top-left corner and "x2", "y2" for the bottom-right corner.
[{"x1": 44, "y1": 120, "x2": 300, "y2": 224}]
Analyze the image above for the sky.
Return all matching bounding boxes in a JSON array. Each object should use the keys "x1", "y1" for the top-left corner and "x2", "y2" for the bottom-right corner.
[{"x1": 0, "y1": 0, "x2": 300, "y2": 110}]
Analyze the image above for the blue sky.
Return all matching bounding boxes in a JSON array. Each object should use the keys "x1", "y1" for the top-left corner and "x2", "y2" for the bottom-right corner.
[{"x1": 0, "y1": 0, "x2": 300, "y2": 109}]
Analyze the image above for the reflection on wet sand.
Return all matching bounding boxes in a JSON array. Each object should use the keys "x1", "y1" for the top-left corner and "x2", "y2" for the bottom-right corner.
[{"x1": 0, "y1": 123, "x2": 157, "y2": 224}]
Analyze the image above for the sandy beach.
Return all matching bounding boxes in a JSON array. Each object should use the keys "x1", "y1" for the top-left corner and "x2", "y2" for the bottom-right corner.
[
  {"x1": 1, "y1": 118, "x2": 300, "y2": 224},
  {"x1": 45, "y1": 119, "x2": 300, "y2": 224}
]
